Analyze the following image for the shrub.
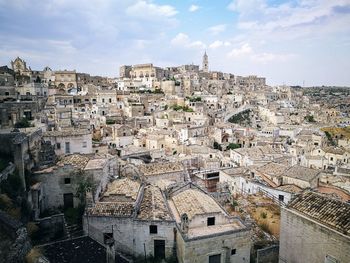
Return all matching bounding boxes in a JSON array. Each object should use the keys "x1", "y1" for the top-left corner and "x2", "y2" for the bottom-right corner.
[
  {"x1": 0, "y1": 193, "x2": 13, "y2": 210},
  {"x1": 15, "y1": 118, "x2": 32, "y2": 128},
  {"x1": 27, "y1": 222, "x2": 39, "y2": 238},
  {"x1": 260, "y1": 211, "x2": 267, "y2": 219},
  {"x1": 25, "y1": 248, "x2": 42, "y2": 263}
]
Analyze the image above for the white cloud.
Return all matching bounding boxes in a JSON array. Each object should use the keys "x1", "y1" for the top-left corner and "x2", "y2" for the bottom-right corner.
[
  {"x1": 189, "y1": 4, "x2": 200, "y2": 12},
  {"x1": 171, "y1": 33, "x2": 205, "y2": 49},
  {"x1": 126, "y1": 0, "x2": 177, "y2": 19},
  {"x1": 208, "y1": 24, "x2": 227, "y2": 35},
  {"x1": 228, "y1": 43, "x2": 295, "y2": 63},
  {"x1": 228, "y1": 43, "x2": 252, "y2": 57},
  {"x1": 251, "y1": 52, "x2": 296, "y2": 63},
  {"x1": 209, "y1": 40, "x2": 231, "y2": 49},
  {"x1": 229, "y1": 0, "x2": 350, "y2": 35}
]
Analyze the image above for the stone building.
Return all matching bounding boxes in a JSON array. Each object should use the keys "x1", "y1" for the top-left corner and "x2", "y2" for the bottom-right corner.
[
  {"x1": 84, "y1": 177, "x2": 177, "y2": 260},
  {"x1": 202, "y1": 51, "x2": 209, "y2": 73},
  {"x1": 279, "y1": 191, "x2": 350, "y2": 263},
  {"x1": 54, "y1": 70, "x2": 77, "y2": 92},
  {"x1": 43, "y1": 129, "x2": 92, "y2": 156},
  {"x1": 167, "y1": 183, "x2": 251, "y2": 263}
]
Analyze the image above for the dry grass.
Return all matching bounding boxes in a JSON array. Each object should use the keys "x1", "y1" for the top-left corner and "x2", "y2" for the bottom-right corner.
[
  {"x1": 26, "y1": 222, "x2": 39, "y2": 238},
  {"x1": 321, "y1": 126, "x2": 350, "y2": 139},
  {"x1": 25, "y1": 248, "x2": 42, "y2": 263},
  {"x1": 250, "y1": 206, "x2": 281, "y2": 238}
]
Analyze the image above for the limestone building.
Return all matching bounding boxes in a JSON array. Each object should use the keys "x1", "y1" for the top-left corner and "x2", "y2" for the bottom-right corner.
[
  {"x1": 279, "y1": 191, "x2": 350, "y2": 263},
  {"x1": 202, "y1": 51, "x2": 209, "y2": 73}
]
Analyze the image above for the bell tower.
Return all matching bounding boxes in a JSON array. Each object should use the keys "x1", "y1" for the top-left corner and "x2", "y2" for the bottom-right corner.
[{"x1": 202, "y1": 51, "x2": 208, "y2": 73}]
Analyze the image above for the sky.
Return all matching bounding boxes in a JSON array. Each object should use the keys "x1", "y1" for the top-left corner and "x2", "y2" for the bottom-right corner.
[{"x1": 0, "y1": 0, "x2": 350, "y2": 86}]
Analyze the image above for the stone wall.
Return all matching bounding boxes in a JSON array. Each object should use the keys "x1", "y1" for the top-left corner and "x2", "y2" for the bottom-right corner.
[
  {"x1": 176, "y1": 229, "x2": 251, "y2": 263},
  {"x1": 279, "y1": 207, "x2": 350, "y2": 263},
  {"x1": 0, "y1": 210, "x2": 32, "y2": 263},
  {"x1": 84, "y1": 216, "x2": 176, "y2": 259}
]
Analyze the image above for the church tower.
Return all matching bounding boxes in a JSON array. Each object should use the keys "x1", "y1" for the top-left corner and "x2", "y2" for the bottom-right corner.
[{"x1": 202, "y1": 51, "x2": 208, "y2": 73}]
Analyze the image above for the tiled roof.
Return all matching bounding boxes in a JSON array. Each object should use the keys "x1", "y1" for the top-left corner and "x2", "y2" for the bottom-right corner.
[
  {"x1": 288, "y1": 191, "x2": 350, "y2": 235},
  {"x1": 283, "y1": 165, "x2": 320, "y2": 181},
  {"x1": 57, "y1": 154, "x2": 90, "y2": 169},
  {"x1": 102, "y1": 178, "x2": 140, "y2": 201},
  {"x1": 256, "y1": 162, "x2": 288, "y2": 176},
  {"x1": 172, "y1": 188, "x2": 222, "y2": 220},
  {"x1": 87, "y1": 202, "x2": 134, "y2": 217},
  {"x1": 137, "y1": 185, "x2": 172, "y2": 221},
  {"x1": 139, "y1": 162, "x2": 184, "y2": 176}
]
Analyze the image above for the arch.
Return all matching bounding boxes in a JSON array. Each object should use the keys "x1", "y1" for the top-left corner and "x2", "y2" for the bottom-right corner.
[{"x1": 58, "y1": 83, "x2": 65, "y2": 89}]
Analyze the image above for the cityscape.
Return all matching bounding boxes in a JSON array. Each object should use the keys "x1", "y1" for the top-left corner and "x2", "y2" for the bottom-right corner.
[{"x1": 0, "y1": 1, "x2": 349, "y2": 263}]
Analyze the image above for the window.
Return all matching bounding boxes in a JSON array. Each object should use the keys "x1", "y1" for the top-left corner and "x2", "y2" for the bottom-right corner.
[
  {"x1": 209, "y1": 254, "x2": 221, "y2": 263},
  {"x1": 65, "y1": 142, "x2": 70, "y2": 154},
  {"x1": 150, "y1": 225, "x2": 158, "y2": 234},
  {"x1": 82, "y1": 141, "x2": 87, "y2": 148},
  {"x1": 102, "y1": 98, "x2": 105, "y2": 103},
  {"x1": 330, "y1": 157, "x2": 334, "y2": 161},
  {"x1": 103, "y1": 233, "x2": 113, "y2": 245},
  {"x1": 109, "y1": 98, "x2": 112, "y2": 103},
  {"x1": 279, "y1": 195, "x2": 284, "y2": 202},
  {"x1": 231, "y1": 249, "x2": 236, "y2": 255},
  {"x1": 207, "y1": 217, "x2": 215, "y2": 226},
  {"x1": 64, "y1": 178, "x2": 71, "y2": 184},
  {"x1": 56, "y1": 143, "x2": 61, "y2": 149}
]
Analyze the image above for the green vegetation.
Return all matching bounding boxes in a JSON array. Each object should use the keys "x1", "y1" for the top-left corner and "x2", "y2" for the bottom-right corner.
[
  {"x1": 260, "y1": 211, "x2": 267, "y2": 219},
  {"x1": 213, "y1": 141, "x2": 222, "y2": 151},
  {"x1": 228, "y1": 109, "x2": 252, "y2": 126},
  {"x1": 226, "y1": 143, "x2": 240, "y2": 150},
  {"x1": 106, "y1": 119, "x2": 116, "y2": 125},
  {"x1": 324, "y1": 131, "x2": 336, "y2": 146},
  {"x1": 64, "y1": 206, "x2": 85, "y2": 225},
  {"x1": 304, "y1": 115, "x2": 315, "y2": 122},
  {"x1": 187, "y1": 96, "x2": 202, "y2": 102},
  {"x1": 14, "y1": 117, "x2": 32, "y2": 128},
  {"x1": 321, "y1": 126, "x2": 350, "y2": 140},
  {"x1": 171, "y1": 104, "x2": 194, "y2": 112}
]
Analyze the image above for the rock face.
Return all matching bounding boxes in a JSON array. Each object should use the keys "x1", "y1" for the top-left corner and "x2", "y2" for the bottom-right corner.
[{"x1": 6, "y1": 227, "x2": 32, "y2": 263}]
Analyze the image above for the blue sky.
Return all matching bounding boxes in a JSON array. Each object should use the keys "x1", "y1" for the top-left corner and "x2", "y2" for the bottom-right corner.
[{"x1": 0, "y1": 0, "x2": 349, "y2": 86}]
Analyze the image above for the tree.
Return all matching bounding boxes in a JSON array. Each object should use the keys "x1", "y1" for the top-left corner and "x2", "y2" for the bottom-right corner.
[
  {"x1": 213, "y1": 141, "x2": 222, "y2": 151},
  {"x1": 74, "y1": 170, "x2": 93, "y2": 205},
  {"x1": 14, "y1": 118, "x2": 31, "y2": 128},
  {"x1": 227, "y1": 143, "x2": 240, "y2": 150}
]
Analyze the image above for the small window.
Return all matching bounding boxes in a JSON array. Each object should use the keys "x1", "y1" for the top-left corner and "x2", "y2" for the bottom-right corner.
[
  {"x1": 231, "y1": 249, "x2": 236, "y2": 255},
  {"x1": 207, "y1": 217, "x2": 215, "y2": 226},
  {"x1": 64, "y1": 178, "x2": 71, "y2": 184},
  {"x1": 56, "y1": 143, "x2": 61, "y2": 149},
  {"x1": 209, "y1": 254, "x2": 221, "y2": 263},
  {"x1": 150, "y1": 225, "x2": 158, "y2": 234},
  {"x1": 103, "y1": 232, "x2": 113, "y2": 244},
  {"x1": 82, "y1": 141, "x2": 87, "y2": 148}
]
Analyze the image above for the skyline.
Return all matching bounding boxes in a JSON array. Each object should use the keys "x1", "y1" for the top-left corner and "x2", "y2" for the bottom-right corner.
[{"x1": 1, "y1": 0, "x2": 350, "y2": 86}]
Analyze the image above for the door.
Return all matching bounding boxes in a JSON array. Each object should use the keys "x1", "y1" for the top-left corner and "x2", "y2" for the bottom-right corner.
[
  {"x1": 63, "y1": 193, "x2": 74, "y2": 209},
  {"x1": 154, "y1": 240, "x2": 165, "y2": 260},
  {"x1": 209, "y1": 254, "x2": 221, "y2": 263}
]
